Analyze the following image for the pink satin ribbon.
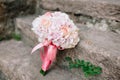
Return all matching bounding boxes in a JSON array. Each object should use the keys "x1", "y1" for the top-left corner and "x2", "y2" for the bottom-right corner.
[{"x1": 31, "y1": 40, "x2": 58, "y2": 71}]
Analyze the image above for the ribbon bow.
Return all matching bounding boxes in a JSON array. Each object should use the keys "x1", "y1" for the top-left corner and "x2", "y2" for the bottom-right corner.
[{"x1": 31, "y1": 40, "x2": 63, "y2": 75}]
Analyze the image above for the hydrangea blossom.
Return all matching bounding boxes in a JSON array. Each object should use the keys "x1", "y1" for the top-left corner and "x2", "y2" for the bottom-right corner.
[{"x1": 32, "y1": 12, "x2": 80, "y2": 49}]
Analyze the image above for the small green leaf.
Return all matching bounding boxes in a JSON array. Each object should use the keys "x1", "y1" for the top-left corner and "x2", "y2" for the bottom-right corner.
[
  {"x1": 69, "y1": 63, "x2": 76, "y2": 69},
  {"x1": 86, "y1": 62, "x2": 91, "y2": 66},
  {"x1": 74, "y1": 59, "x2": 80, "y2": 64},
  {"x1": 75, "y1": 64, "x2": 80, "y2": 68},
  {"x1": 81, "y1": 60, "x2": 85, "y2": 66},
  {"x1": 65, "y1": 57, "x2": 72, "y2": 62}
]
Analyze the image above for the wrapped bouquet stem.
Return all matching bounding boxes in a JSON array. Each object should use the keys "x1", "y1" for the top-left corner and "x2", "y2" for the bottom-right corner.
[{"x1": 31, "y1": 12, "x2": 80, "y2": 75}]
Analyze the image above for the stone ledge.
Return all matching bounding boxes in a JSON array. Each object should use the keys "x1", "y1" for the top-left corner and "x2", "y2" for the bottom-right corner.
[
  {"x1": 15, "y1": 16, "x2": 120, "y2": 79},
  {"x1": 0, "y1": 40, "x2": 82, "y2": 80},
  {"x1": 40, "y1": 0, "x2": 120, "y2": 21}
]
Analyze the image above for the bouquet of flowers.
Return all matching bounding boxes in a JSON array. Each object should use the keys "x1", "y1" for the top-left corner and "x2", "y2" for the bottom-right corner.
[{"x1": 31, "y1": 12, "x2": 80, "y2": 75}]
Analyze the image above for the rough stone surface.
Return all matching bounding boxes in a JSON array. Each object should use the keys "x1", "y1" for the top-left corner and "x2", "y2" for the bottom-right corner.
[
  {"x1": 15, "y1": 16, "x2": 38, "y2": 47},
  {"x1": 0, "y1": 2, "x2": 5, "y2": 22},
  {"x1": 16, "y1": 16, "x2": 120, "y2": 80},
  {"x1": 0, "y1": 70, "x2": 7, "y2": 80},
  {"x1": 0, "y1": 0, "x2": 36, "y2": 40},
  {"x1": 0, "y1": 40, "x2": 83, "y2": 80},
  {"x1": 77, "y1": 16, "x2": 120, "y2": 34},
  {"x1": 57, "y1": 25, "x2": 120, "y2": 80},
  {"x1": 40, "y1": 0, "x2": 120, "y2": 21}
]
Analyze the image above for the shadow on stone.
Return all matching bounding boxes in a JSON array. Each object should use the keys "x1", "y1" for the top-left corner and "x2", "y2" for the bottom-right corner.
[{"x1": 0, "y1": 70, "x2": 7, "y2": 80}]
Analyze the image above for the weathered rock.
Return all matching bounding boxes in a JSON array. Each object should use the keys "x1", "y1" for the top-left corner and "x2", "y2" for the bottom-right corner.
[
  {"x1": 16, "y1": 16, "x2": 120, "y2": 80},
  {"x1": 77, "y1": 16, "x2": 120, "y2": 33},
  {"x1": 0, "y1": 70, "x2": 8, "y2": 80},
  {"x1": 0, "y1": 2, "x2": 5, "y2": 22},
  {"x1": 40, "y1": 0, "x2": 120, "y2": 21},
  {"x1": 15, "y1": 16, "x2": 38, "y2": 46},
  {"x1": 0, "y1": 40, "x2": 84, "y2": 80},
  {"x1": 1, "y1": 0, "x2": 36, "y2": 17},
  {"x1": 0, "y1": 0, "x2": 36, "y2": 40},
  {"x1": 57, "y1": 25, "x2": 120, "y2": 79}
]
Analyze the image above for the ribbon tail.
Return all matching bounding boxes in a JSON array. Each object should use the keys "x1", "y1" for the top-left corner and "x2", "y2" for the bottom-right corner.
[
  {"x1": 31, "y1": 40, "x2": 50, "y2": 54},
  {"x1": 31, "y1": 43, "x2": 44, "y2": 54},
  {"x1": 47, "y1": 45, "x2": 57, "y2": 61},
  {"x1": 40, "y1": 46, "x2": 48, "y2": 62},
  {"x1": 41, "y1": 45, "x2": 57, "y2": 71}
]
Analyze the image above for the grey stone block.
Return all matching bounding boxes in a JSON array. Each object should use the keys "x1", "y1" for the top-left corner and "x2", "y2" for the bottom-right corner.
[
  {"x1": 0, "y1": 40, "x2": 82, "y2": 80},
  {"x1": 15, "y1": 16, "x2": 120, "y2": 79},
  {"x1": 40, "y1": 0, "x2": 120, "y2": 21}
]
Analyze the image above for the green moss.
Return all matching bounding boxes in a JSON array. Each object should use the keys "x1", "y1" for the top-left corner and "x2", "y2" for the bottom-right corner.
[
  {"x1": 65, "y1": 57, "x2": 102, "y2": 77},
  {"x1": 0, "y1": 32, "x2": 21, "y2": 41},
  {"x1": 65, "y1": 57, "x2": 72, "y2": 62},
  {"x1": 11, "y1": 33, "x2": 21, "y2": 41}
]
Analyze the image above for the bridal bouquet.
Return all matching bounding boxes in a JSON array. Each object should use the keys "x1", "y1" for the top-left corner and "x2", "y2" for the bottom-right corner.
[{"x1": 31, "y1": 12, "x2": 80, "y2": 75}]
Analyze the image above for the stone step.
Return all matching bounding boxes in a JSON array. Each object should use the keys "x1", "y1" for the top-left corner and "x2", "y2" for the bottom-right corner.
[
  {"x1": 0, "y1": 40, "x2": 83, "y2": 80},
  {"x1": 15, "y1": 16, "x2": 120, "y2": 80},
  {"x1": 40, "y1": 0, "x2": 120, "y2": 21}
]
